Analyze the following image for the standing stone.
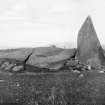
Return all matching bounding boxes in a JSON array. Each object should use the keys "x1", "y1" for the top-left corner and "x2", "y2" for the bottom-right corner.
[{"x1": 77, "y1": 16, "x2": 105, "y2": 68}]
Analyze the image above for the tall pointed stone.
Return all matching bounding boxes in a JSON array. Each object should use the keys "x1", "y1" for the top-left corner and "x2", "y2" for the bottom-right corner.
[{"x1": 77, "y1": 16, "x2": 105, "y2": 68}]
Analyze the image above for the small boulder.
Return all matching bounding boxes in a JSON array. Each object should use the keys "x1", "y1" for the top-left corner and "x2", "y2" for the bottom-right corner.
[{"x1": 12, "y1": 65, "x2": 24, "y2": 72}]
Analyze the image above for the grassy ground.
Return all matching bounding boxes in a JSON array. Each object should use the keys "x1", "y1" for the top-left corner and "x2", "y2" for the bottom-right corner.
[{"x1": 0, "y1": 71, "x2": 105, "y2": 105}]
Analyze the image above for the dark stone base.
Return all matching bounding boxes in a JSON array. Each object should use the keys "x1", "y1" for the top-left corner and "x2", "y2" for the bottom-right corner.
[{"x1": 0, "y1": 71, "x2": 105, "y2": 105}]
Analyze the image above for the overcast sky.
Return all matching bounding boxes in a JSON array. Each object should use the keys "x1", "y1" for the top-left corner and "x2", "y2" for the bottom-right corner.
[{"x1": 0, "y1": 0, "x2": 104, "y2": 48}]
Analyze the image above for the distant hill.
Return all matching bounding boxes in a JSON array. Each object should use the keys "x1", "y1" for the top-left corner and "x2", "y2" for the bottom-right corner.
[{"x1": 48, "y1": 42, "x2": 76, "y2": 49}]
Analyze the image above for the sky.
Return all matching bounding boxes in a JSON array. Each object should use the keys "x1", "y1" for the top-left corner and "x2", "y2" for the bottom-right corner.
[{"x1": 0, "y1": 0, "x2": 105, "y2": 49}]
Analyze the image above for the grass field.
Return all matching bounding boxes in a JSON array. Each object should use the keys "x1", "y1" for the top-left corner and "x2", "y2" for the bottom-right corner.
[{"x1": 0, "y1": 71, "x2": 105, "y2": 105}]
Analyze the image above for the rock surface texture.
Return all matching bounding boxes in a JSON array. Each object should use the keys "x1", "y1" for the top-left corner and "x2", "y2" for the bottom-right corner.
[
  {"x1": 77, "y1": 16, "x2": 105, "y2": 68},
  {"x1": 0, "y1": 48, "x2": 33, "y2": 61},
  {"x1": 27, "y1": 48, "x2": 76, "y2": 69},
  {"x1": 0, "y1": 47, "x2": 76, "y2": 71}
]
